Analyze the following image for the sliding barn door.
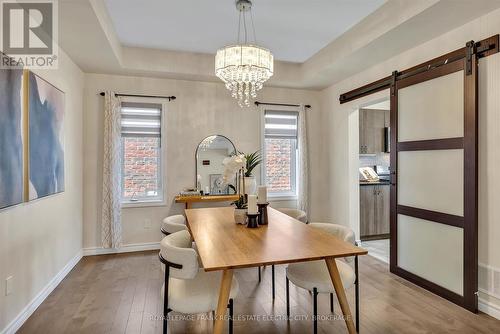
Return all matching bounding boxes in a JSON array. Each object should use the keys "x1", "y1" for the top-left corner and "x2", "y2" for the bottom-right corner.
[{"x1": 390, "y1": 55, "x2": 478, "y2": 311}]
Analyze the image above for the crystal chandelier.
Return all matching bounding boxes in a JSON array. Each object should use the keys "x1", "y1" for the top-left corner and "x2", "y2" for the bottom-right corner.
[{"x1": 215, "y1": 0, "x2": 274, "y2": 107}]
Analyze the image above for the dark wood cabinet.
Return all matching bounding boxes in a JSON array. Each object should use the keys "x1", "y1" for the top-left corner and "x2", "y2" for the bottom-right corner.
[
  {"x1": 360, "y1": 186, "x2": 376, "y2": 237},
  {"x1": 375, "y1": 185, "x2": 390, "y2": 235},
  {"x1": 360, "y1": 184, "x2": 390, "y2": 239},
  {"x1": 359, "y1": 109, "x2": 387, "y2": 154}
]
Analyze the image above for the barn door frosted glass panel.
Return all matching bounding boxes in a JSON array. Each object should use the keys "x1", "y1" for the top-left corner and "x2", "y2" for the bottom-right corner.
[
  {"x1": 398, "y1": 149, "x2": 463, "y2": 216},
  {"x1": 396, "y1": 69, "x2": 465, "y2": 296},
  {"x1": 398, "y1": 70, "x2": 463, "y2": 142},
  {"x1": 397, "y1": 214, "x2": 464, "y2": 295}
]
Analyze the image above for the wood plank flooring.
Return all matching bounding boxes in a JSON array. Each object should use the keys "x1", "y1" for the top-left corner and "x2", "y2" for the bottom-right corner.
[{"x1": 18, "y1": 251, "x2": 500, "y2": 334}]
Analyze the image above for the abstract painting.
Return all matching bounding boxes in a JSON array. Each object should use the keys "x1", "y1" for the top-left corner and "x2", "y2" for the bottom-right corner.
[
  {"x1": 29, "y1": 72, "x2": 65, "y2": 200},
  {"x1": 0, "y1": 69, "x2": 24, "y2": 209}
]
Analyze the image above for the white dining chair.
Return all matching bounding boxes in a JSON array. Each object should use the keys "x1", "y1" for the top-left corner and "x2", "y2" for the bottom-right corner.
[
  {"x1": 276, "y1": 208, "x2": 308, "y2": 224},
  {"x1": 161, "y1": 214, "x2": 187, "y2": 235},
  {"x1": 285, "y1": 223, "x2": 360, "y2": 334},
  {"x1": 266, "y1": 208, "x2": 309, "y2": 299},
  {"x1": 159, "y1": 230, "x2": 239, "y2": 334}
]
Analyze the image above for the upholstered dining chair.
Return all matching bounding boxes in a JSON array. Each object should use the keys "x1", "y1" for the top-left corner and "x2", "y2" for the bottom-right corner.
[
  {"x1": 276, "y1": 208, "x2": 308, "y2": 224},
  {"x1": 159, "y1": 230, "x2": 239, "y2": 334},
  {"x1": 161, "y1": 214, "x2": 187, "y2": 235},
  {"x1": 265, "y1": 208, "x2": 309, "y2": 299},
  {"x1": 285, "y1": 223, "x2": 359, "y2": 334}
]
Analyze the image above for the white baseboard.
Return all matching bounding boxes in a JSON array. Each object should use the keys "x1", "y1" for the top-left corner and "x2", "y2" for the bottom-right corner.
[
  {"x1": 479, "y1": 297, "x2": 500, "y2": 320},
  {"x1": 82, "y1": 241, "x2": 160, "y2": 256},
  {"x1": 1, "y1": 250, "x2": 83, "y2": 334}
]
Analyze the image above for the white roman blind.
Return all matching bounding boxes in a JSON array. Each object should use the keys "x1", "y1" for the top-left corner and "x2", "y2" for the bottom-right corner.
[
  {"x1": 120, "y1": 100, "x2": 164, "y2": 204},
  {"x1": 121, "y1": 102, "x2": 162, "y2": 138},
  {"x1": 264, "y1": 110, "x2": 298, "y2": 139},
  {"x1": 263, "y1": 109, "x2": 299, "y2": 197}
]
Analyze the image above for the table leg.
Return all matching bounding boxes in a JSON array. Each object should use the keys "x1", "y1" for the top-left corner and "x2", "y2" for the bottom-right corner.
[
  {"x1": 325, "y1": 257, "x2": 356, "y2": 334},
  {"x1": 213, "y1": 269, "x2": 233, "y2": 334}
]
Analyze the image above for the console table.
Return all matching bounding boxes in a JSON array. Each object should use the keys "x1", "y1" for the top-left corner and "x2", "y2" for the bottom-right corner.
[{"x1": 175, "y1": 194, "x2": 239, "y2": 209}]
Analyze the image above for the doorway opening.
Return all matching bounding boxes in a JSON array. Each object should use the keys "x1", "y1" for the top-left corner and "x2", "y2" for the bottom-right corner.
[{"x1": 355, "y1": 98, "x2": 390, "y2": 264}]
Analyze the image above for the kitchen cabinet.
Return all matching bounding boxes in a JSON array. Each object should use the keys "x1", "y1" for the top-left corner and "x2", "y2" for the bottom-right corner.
[
  {"x1": 360, "y1": 186, "x2": 376, "y2": 237},
  {"x1": 360, "y1": 184, "x2": 390, "y2": 239},
  {"x1": 359, "y1": 109, "x2": 389, "y2": 154},
  {"x1": 376, "y1": 185, "x2": 390, "y2": 234}
]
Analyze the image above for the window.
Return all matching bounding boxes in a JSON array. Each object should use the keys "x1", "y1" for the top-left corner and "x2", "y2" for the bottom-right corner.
[
  {"x1": 121, "y1": 101, "x2": 164, "y2": 205},
  {"x1": 262, "y1": 110, "x2": 299, "y2": 198}
]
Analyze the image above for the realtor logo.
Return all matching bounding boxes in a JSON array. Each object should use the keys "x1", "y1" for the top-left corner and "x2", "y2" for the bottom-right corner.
[{"x1": 1, "y1": 0, "x2": 58, "y2": 69}]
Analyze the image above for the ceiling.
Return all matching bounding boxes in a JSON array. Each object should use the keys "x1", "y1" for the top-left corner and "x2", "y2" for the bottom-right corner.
[
  {"x1": 58, "y1": 0, "x2": 500, "y2": 89},
  {"x1": 103, "y1": 0, "x2": 385, "y2": 63}
]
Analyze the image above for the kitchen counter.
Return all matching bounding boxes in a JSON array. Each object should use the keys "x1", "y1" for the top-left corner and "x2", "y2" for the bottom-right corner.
[{"x1": 359, "y1": 180, "x2": 390, "y2": 186}]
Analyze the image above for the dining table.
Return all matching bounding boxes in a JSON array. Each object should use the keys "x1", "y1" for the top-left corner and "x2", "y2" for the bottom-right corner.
[{"x1": 185, "y1": 206, "x2": 368, "y2": 334}]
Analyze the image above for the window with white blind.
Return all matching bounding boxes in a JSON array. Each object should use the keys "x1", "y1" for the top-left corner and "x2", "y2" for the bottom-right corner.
[
  {"x1": 120, "y1": 101, "x2": 164, "y2": 205},
  {"x1": 262, "y1": 110, "x2": 299, "y2": 198}
]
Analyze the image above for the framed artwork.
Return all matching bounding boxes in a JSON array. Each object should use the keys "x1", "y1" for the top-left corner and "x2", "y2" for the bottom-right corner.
[
  {"x1": 28, "y1": 72, "x2": 65, "y2": 200},
  {"x1": 0, "y1": 68, "x2": 24, "y2": 209},
  {"x1": 210, "y1": 174, "x2": 228, "y2": 195}
]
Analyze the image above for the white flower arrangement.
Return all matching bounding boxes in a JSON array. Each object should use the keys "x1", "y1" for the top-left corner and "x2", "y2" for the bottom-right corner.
[{"x1": 222, "y1": 154, "x2": 246, "y2": 184}]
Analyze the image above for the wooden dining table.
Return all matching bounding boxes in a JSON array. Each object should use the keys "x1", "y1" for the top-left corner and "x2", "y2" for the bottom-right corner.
[{"x1": 185, "y1": 206, "x2": 368, "y2": 334}]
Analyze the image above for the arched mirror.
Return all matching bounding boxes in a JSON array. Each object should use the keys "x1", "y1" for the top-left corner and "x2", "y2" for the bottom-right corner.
[{"x1": 195, "y1": 135, "x2": 237, "y2": 195}]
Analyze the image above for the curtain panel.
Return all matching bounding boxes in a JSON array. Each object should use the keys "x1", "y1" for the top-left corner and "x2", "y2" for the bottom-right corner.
[
  {"x1": 297, "y1": 105, "x2": 309, "y2": 215},
  {"x1": 101, "y1": 91, "x2": 122, "y2": 248}
]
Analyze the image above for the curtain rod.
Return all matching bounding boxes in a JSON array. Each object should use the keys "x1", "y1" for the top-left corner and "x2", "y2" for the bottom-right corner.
[
  {"x1": 99, "y1": 92, "x2": 176, "y2": 101},
  {"x1": 254, "y1": 101, "x2": 311, "y2": 108}
]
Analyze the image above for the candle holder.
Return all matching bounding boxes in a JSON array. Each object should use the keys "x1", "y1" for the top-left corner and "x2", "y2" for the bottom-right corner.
[
  {"x1": 246, "y1": 213, "x2": 259, "y2": 228},
  {"x1": 257, "y1": 202, "x2": 269, "y2": 225}
]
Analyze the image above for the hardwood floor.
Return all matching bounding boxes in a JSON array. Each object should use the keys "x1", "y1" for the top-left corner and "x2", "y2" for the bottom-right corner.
[{"x1": 19, "y1": 251, "x2": 500, "y2": 334}]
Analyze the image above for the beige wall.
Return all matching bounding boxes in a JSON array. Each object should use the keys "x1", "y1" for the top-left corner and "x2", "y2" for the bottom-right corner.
[
  {"x1": 319, "y1": 7, "x2": 500, "y2": 313},
  {"x1": 83, "y1": 74, "x2": 322, "y2": 249},
  {"x1": 0, "y1": 50, "x2": 84, "y2": 331}
]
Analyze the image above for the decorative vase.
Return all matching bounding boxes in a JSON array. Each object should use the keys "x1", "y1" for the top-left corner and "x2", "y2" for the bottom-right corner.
[
  {"x1": 243, "y1": 176, "x2": 257, "y2": 195},
  {"x1": 234, "y1": 208, "x2": 248, "y2": 224}
]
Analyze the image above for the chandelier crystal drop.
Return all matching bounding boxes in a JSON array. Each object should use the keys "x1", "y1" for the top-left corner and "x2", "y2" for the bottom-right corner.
[{"x1": 215, "y1": 0, "x2": 274, "y2": 107}]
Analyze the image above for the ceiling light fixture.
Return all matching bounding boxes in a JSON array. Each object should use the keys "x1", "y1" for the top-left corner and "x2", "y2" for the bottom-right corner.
[{"x1": 215, "y1": 0, "x2": 274, "y2": 107}]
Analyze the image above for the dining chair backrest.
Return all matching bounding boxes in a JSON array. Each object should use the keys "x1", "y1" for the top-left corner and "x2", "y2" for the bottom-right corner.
[
  {"x1": 162, "y1": 214, "x2": 187, "y2": 234},
  {"x1": 160, "y1": 230, "x2": 199, "y2": 279},
  {"x1": 309, "y1": 222, "x2": 356, "y2": 262},
  {"x1": 276, "y1": 208, "x2": 308, "y2": 224},
  {"x1": 165, "y1": 214, "x2": 186, "y2": 225}
]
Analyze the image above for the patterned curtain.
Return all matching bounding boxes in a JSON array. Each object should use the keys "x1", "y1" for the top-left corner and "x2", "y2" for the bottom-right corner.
[
  {"x1": 297, "y1": 105, "x2": 309, "y2": 215},
  {"x1": 101, "y1": 91, "x2": 122, "y2": 248}
]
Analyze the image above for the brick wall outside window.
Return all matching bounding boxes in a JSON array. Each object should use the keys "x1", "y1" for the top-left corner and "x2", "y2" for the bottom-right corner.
[
  {"x1": 122, "y1": 137, "x2": 160, "y2": 199},
  {"x1": 265, "y1": 138, "x2": 293, "y2": 192}
]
